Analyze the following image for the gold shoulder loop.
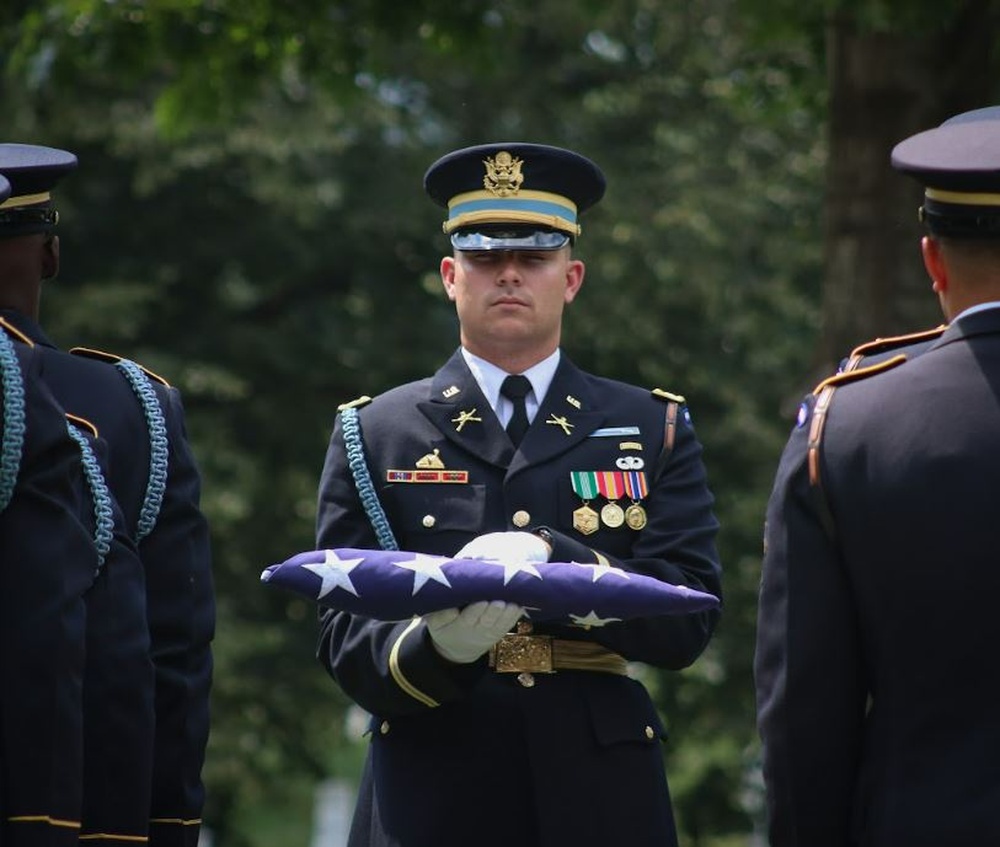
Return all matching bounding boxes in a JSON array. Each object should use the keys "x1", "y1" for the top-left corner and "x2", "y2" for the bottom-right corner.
[
  {"x1": 812, "y1": 354, "x2": 907, "y2": 396},
  {"x1": 807, "y1": 354, "x2": 906, "y2": 489},
  {"x1": 68, "y1": 345, "x2": 121, "y2": 364},
  {"x1": 65, "y1": 412, "x2": 99, "y2": 438},
  {"x1": 0, "y1": 316, "x2": 34, "y2": 347},
  {"x1": 338, "y1": 395, "x2": 373, "y2": 412},
  {"x1": 844, "y1": 324, "x2": 946, "y2": 370},
  {"x1": 68, "y1": 346, "x2": 171, "y2": 386},
  {"x1": 651, "y1": 388, "x2": 686, "y2": 404}
]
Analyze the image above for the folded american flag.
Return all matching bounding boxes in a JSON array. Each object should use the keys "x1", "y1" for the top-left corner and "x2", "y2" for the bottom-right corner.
[{"x1": 261, "y1": 548, "x2": 719, "y2": 625}]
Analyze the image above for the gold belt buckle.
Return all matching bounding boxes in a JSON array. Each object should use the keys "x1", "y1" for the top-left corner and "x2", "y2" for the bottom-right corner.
[{"x1": 490, "y1": 634, "x2": 554, "y2": 673}]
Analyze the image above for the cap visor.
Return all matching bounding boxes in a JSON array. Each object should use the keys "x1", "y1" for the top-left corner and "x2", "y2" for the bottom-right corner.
[{"x1": 451, "y1": 229, "x2": 570, "y2": 251}]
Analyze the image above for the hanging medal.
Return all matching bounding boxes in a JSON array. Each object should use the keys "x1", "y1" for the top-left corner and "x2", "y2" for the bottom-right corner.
[
  {"x1": 596, "y1": 471, "x2": 626, "y2": 529},
  {"x1": 570, "y1": 472, "x2": 601, "y2": 535},
  {"x1": 623, "y1": 470, "x2": 649, "y2": 530}
]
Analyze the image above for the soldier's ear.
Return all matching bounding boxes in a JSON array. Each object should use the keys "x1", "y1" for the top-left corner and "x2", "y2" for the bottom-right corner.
[
  {"x1": 440, "y1": 255, "x2": 458, "y2": 302},
  {"x1": 41, "y1": 234, "x2": 60, "y2": 281},
  {"x1": 921, "y1": 236, "x2": 947, "y2": 295}
]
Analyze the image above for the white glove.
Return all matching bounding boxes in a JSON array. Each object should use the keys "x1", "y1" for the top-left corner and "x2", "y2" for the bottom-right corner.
[
  {"x1": 425, "y1": 600, "x2": 524, "y2": 664},
  {"x1": 454, "y1": 531, "x2": 551, "y2": 566}
]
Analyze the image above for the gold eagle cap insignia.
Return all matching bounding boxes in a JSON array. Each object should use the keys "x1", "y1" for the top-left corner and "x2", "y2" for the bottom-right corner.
[{"x1": 483, "y1": 151, "x2": 524, "y2": 197}]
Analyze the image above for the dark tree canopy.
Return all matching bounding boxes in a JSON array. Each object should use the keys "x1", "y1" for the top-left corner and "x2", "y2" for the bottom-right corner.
[{"x1": 2, "y1": 1, "x2": 998, "y2": 844}]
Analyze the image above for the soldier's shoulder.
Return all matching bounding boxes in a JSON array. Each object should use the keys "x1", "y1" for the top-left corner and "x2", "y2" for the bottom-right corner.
[
  {"x1": 338, "y1": 377, "x2": 434, "y2": 413},
  {"x1": 0, "y1": 316, "x2": 34, "y2": 347},
  {"x1": 650, "y1": 387, "x2": 687, "y2": 405},
  {"x1": 812, "y1": 353, "x2": 908, "y2": 397},
  {"x1": 841, "y1": 324, "x2": 946, "y2": 372},
  {"x1": 68, "y1": 346, "x2": 171, "y2": 387},
  {"x1": 336, "y1": 394, "x2": 373, "y2": 412}
]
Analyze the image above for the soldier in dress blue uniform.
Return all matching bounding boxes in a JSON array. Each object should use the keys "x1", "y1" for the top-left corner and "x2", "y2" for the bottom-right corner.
[
  {"x1": 755, "y1": 106, "x2": 1000, "y2": 847},
  {"x1": 0, "y1": 171, "x2": 96, "y2": 844},
  {"x1": 0, "y1": 144, "x2": 215, "y2": 847},
  {"x1": 316, "y1": 143, "x2": 723, "y2": 847}
]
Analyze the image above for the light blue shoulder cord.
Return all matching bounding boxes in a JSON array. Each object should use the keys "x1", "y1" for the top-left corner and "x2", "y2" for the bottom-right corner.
[
  {"x1": 114, "y1": 359, "x2": 168, "y2": 541},
  {"x1": 340, "y1": 407, "x2": 398, "y2": 551},
  {"x1": 65, "y1": 423, "x2": 114, "y2": 574},
  {"x1": 0, "y1": 331, "x2": 25, "y2": 514}
]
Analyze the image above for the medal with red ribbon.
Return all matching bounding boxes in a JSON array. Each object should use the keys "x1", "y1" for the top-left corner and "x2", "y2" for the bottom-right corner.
[{"x1": 595, "y1": 471, "x2": 626, "y2": 528}]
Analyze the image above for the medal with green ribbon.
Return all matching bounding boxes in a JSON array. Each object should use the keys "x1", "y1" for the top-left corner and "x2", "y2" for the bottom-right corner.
[{"x1": 570, "y1": 471, "x2": 600, "y2": 535}]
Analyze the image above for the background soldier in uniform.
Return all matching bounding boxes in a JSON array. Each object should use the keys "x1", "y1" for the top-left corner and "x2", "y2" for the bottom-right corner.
[
  {"x1": 755, "y1": 106, "x2": 1000, "y2": 846},
  {"x1": 0, "y1": 144, "x2": 215, "y2": 847},
  {"x1": 316, "y1": 142, "x2": 722, "y2": 847},
  {"x1": 0, "y1": 172, "x2": 95, "y2": 846}
]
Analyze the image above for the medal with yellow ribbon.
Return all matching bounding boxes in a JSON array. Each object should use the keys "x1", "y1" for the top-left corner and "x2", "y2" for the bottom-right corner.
[
  {"x1": 569, "y1": 472, "x2": 601, "y2": 535},
  {"x1": 623, "y1": 470, "x2": 649, "y2": 530},
  {"x1": 595, "y1": 471, "x2": 626, "y2": 528}
]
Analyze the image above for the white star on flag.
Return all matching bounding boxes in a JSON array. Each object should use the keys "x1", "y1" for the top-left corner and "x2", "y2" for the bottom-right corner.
[
  {"x1": 303, "y1": 549, "x2": 364, "y2": 598},
  {"x1": 479, "y1": 557, "x2": 543, "y2": 586},
  {"x1": 572, "y1": 561, "x2": 630, "y2": 583},
  {"x1": 570, "y1": 610, "x2": 623, "y2": 628},
  {"x1": 393, "y1": 552, "x2": 453, "y2": 595}
]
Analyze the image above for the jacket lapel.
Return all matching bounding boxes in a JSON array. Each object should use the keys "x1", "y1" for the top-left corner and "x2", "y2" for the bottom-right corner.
[
  {"x1": 508, "y1": 356, "x2": 606, "y2": 475},
  {"x1": 416, "y1": 350, "x2": 513, "y2": 468},
  {"x1": 416, "y1": 351, "x2": 610, "y2": 473}
]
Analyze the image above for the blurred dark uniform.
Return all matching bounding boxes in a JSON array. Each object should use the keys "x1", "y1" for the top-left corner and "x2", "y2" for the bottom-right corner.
[
  {"x1": 0, "y1": 264, "x2": 95, "y2": 844},
  {"x1": 0, "y1": 145, "x2": 215, "y2": 847},
  {"x1": 755, "y1": 107, "x2": 1000, "y2": 846},
  {"x1": 317, "y1": 144, "x2": 722, "y2": 847}
]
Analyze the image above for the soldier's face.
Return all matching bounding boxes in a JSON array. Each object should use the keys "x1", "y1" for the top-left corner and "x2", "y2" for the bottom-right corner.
[{"x1": 440, "y1": 248, "x2": 584, "y2": 362}]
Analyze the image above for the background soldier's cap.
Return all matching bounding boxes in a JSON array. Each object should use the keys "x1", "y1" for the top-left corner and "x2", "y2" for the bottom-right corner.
[
  {"x1": 424, "y1": 142, "x2": 606, "y2": 251},
  {"x1": 891, "y1": 106, "x2": 1000, "y2": 238},
  {"x1": 0, "y1": 143, "x2": 78, "y2": 238}
]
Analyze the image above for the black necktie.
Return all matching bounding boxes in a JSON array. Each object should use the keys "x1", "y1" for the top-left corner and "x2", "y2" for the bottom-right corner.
[{"x1": 500, "y1": 374, "x2": 532, "y2": 446}]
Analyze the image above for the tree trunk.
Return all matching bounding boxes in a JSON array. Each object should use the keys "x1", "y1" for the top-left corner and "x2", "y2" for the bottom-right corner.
[{"x1": 818, "y1": 1, "x2": 998, "y2": 375}]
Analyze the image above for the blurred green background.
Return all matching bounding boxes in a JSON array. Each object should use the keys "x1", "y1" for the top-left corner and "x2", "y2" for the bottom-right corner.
[{"x1": 3, "y1": 1, "x2": 997, "y2": 844}]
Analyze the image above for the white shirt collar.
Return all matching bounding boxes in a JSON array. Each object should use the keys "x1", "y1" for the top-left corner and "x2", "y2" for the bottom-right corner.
[{"x1": 461, "y1": 348, "x2": 561, "y2": 424}]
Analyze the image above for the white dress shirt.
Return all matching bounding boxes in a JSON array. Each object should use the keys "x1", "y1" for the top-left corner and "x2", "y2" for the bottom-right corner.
[{"x1": 460, "y1": 348, "x2": 561, "y2": 429}]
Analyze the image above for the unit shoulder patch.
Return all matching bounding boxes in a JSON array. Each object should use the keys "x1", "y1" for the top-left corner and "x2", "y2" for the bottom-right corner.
[
  {"x1": 812, "y1": 354, "x2": 907, "y2": 395},
  {"x1": 0, "y1": 316, "x2": 33, "y2": 347},
  {"x1": 69, "y1": 346, "x2": 171, "y2": 386},
  {"x1": 651, "y1": 388, "x2": 686, "y2": 405},
  {"x1": 337, "y1": 395, "x2": 373, "y2": 412}
]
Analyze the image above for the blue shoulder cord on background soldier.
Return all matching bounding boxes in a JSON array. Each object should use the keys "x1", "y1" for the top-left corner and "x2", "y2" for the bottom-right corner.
[
  {"x1": 114, "y1": 358, "x2": 168, "y2": 540},
  {"x1": 64, "y1": 420, "x2": 114, "y2": 572},
  {"x1": 0, "y1": 329, "x2": 24, "y2": 511}
]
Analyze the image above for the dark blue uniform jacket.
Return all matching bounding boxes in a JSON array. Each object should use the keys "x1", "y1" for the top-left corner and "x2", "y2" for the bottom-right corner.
[
  {"x1": 1, "y1": 310, "x2": 214, "y2": 847},
  {"x1": 317, "y1": 350, "x2": 722, "y2": 847},
  {"x1": 0, "y1": 334, "x2": 94, "y2": 846},
  {"x1": 756, "y1": 308, "x2": 1000, "y2": 846}
]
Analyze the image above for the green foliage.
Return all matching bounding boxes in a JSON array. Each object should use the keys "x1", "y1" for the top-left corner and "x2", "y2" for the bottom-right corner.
[{"x1": 0, "y1": 1, "x2": 838, "y2": 844}]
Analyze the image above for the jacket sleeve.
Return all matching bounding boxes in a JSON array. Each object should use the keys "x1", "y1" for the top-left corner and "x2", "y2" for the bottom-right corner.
[
  {"x1": 141, "y1": 386, "x2": 215, "y2": 844},
  {"x1": 0, "y1": 357, "x2": 95, "y2": 835},
  {"x1": 315, "y1": 412, "x2": 487, "y2": 717},
  {"x1": 753, "y1": 396, "x2": 866, "y2": 847}
]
